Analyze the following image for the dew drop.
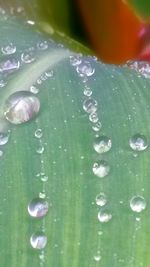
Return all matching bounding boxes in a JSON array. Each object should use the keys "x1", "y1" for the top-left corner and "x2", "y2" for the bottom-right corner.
[
  {"x1": 93, "y1": 160, "x2": 110, "y2": 178},
  {"x1": 4, "y1": 91, "x2": 40, "y2": 125},
  {"x1": 70, "y1": 55, "x2": 82, "y2": 66},
  {"x1": 30, "y1": 85, "x2": 39, "y2": 94},
  {"x1": 83, "y1": 98, "x2": 97, "y2": 114},
  {"x1": 35, "y1": 128, "x2": 43, "y2": 139},
  {"x1": 45, "y1": 70, "x2": 54, "y2": 77},
  {"x1": 36, "y1": 145, "x2": 44, "y2": 154},
  {"x1": 129, "y1": 134, "x2": 148, "y2": 151},
  {"x1": 94, "y1": 255, "x2": 101, "y2": 262},
  {"x1": 0, "y1": 150, "x2": 3, "y2": 157},
  {"x1": 28, "y1": 198, "x2": 48, "y2": 218},
  {"x1": 76, "y1": 61, "x2": 95, "y2": 77},
  {"x1": 98, "y1": 209, "x2": 112, "y2": 223},
  {"x1": 0, "y1": 132, "x2": 9, "y2": 145},
  {"x1": 37, "y1": 40, "x2": 48, "y2": 50},
  {"x1": 0, "y1": 59, "x2": 20, "y2": 73},
  {"x1": 130, "y1": 196, "x2": 146, "y2": 213},
  {"x1": 92, "y1": 121, "x2": 102, "y2": 132},
  {"x1": 0, "y1": 80, "x2": 7, "y2": 88},
  {"x1": 1, "y1": 43, "x2": 16, "y2": 55},
  {"x1": 39, "y1": 192, "x2": 46, "y2": 199},
  {"x1": 96, "y1": 193, "x2": 107, "y2": 206},
  {"x1": 89, "y1": 112, "x2": 98, "y2": 123},
  {"x1": 93, "y1": 136, "x2": 112, "y2": 153},
  {"x1": 21, "y1": 50, "x2": 35, "y2": 63},
  {"x1": 30, "y1": 232, "x2": 47, "y2": 249},
  {"x1": 83, "y1": 87, "x2": 92, "y2": 97}
]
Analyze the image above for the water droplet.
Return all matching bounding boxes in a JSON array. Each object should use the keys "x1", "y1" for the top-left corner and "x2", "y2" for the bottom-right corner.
[
  {"x1": 35, "y1": 128, "x2": 43, "y2": 139},
  {"x1": 0, "y1": 132, "x2": 9, "y2": 145},
  {"x1": 0, "y1": 80, "x2": 7, "y2": 88},
  {"x1": 130, "y1": 196, "x2": 146, "y2": 213},
  {"x1": 27, "y1": 20, "x2": 35, "y2": 26},
  {"x1": 39, "y1": 192, "x2": 46, "y2": 199},
  {"x1": 30, "y1": 85, "x2": 39, "y2": 94},
  {"x1": 98, "y1": 209, "x2": 112, "y2": 223},
  {"x1": 37, "y1": 41, "x2": 48, "y2": 50},
  {"x1": 70, "y1": 55, "x2": 82, "y2": 66},
  {"x1": 89, "y1": 113, "x2": 98, "y2": 123},
  {"x1": 83, "y1": 98, "x2": 97, "y2": 113},
  {"x1": 4, "y1": 91, "x2": 40, "y2": 125},
  {"x1": 93, "y1": 160, "x2": 110, "y2": 178},
  {"x1": 93, "y1": 136, "x2": 112, "y2": 153},
  {"x1": 45, "y1": 70, "x2": 54, "y2": 77},
  {"x1": 21, "y1": 50, "x2": 35, "y2": 63},
  {"x1": 0, "y1": 59, "x2": 20, "y2": 73},
  {"x1": 96, "y1": 193, "x2": 107, "y2": 206},
  {"x1": 28, "y1": 198, "x2": 48, "y2": 218},
  {"x1": 76, "y1": 61, "x2": 95, "y2": 77},
  {"x1": 1, "y1": 43, "x2": 16, "y2": 55},
  {"x1": 92, "y1": 121, "x2": 102, "y2": 132},
  {"x1": 129, "y1": 134, "x2": 148, "y2": 151},
  {"x1": 83, "y1": 87, "x2": 92, "y2": 97},
  {"x1": 94, "y1": 255, "x2": 101, "y2": 262},
  {"x1": 0, "y1": 150, "x2": 3, "y2": 157},
  {"x1": 30, "y1": 232, "x2": 47, "y2": 249},
  {"x1": 36, "y1": 145, "x2": 44, "y2": 154},
  {"x1": 41, "y1": 175, "x2": 48, "y2": 182},
  {"x1": 127, "y1": 61, "x2": 150, "y2": 78}
]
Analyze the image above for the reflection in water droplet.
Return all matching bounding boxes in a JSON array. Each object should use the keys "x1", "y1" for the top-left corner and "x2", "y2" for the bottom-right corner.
[
  {"x1": 28, "y1": 198, "x2": 48, "y2": 218},
  {"x1": 93, "y1": 160, "x2": 110, "y2": 178},
  {"x1": 96, "y1": 193, "x2": 107, "y2": 206},
  {"x1": 21, "y1": 50, "x2": 35, "y2": 63},
  {"x1": 30, "y1": 232, "x2": 47, "y2": 249},
  {"x1": 4, "y1": 91, "x2": 40, "y2": 124},
  {"x1": 70, "y1": 55, "x2": 82, "y2": 66},
  {"x1": 98, "y1": 209, "x2": 112, "y2": 223},
  {"x1": 1, "y1": 43, "x2": 16, "y2": 55},
  {"x1": 76, "y1": 61, "x2": 95, "y2": 77},
  {"x1": 92, "y1": 121, "x2": 102, "y2": 132},
  {"x1": 93, "y1": 136, "x2": 112, "y2": 153},
  {"x1": 30, "y1": 85, "x2": 39, "y2": 94},
  {"x1": 130, "y1": 196, "x2": 146, "y2": 213},
  {"x1": 0, "y1": 132, "x2": 9, "y2": 145},
  {"x1": 83, "y1": 98, "x2": 97, "y2": 113},
  {"x1": 0, "y1": 59, "x2": 20, "y2": 73},
  {"x1": 37, "y1": 41, "x2": 48, "y2": 50},
  {"x1": 129, "y1": 134, "x2": 148, "y2": 151},
  {"x1": 35, "y1": 128, "x2": 43, "y2": 139}
]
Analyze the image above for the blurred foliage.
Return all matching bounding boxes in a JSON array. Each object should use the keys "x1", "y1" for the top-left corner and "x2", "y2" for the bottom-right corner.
[{"x1": 129, "y1": 0, "x2": 150, "y2": 21}]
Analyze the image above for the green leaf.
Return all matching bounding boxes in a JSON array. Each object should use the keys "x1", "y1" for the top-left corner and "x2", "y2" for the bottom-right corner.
[
  {"x1": 128, "y1": 0, "x2": 150, "y2": 20},
  {"x1": 1, "y1": 14, "x2": 150, "y2": 267}
]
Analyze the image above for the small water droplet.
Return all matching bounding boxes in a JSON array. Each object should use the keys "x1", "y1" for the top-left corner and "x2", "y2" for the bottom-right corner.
[
  {"x1": 21, "y1": 50, "x2": 35, "y2": 63},
  {"x1": 4, "y1": 91, "x2": 40, "y2": 124},
  {"x1": 83, "y1": 98, "x2": 97, "y2": 113},
  {"x1": 30, "y1": 85, "x2": 39, "y2": 94},
  {"x1": 83, "y1": 87, "x2": 92, "y2": 97},
  {"x1": 1, "y1": 43, "x2": 16, "y2": 55},
  {"x1": 130, "y1": 196, "x2": 146, "y2": 213},
  {"x1": 27, "y1": 20, "x2": 35, "y2": 25},
  {"x1": 40, "y1": 174, "x2": 48, "y2": 182},
  {"x1": 28, "y1": 198, "x2": 48, "y2": 218},
  {"x1": 93, "y1": 136, "x2": 112, "y2": 153},
  {"x1": 94, "y1": 255, "x2": 101, "y2": 262},
  {"x1": 37, "y1": 41, "x2": 48, "y2": 50},
  {"x1": 45, "y1": 70, "x2": 54, "y2": 77},
  {"x1": 36, "y1": 145, "x2": 44, "y2": 154},
  {"x1": 98, "y1": 209, "x2": 112, "y2": 223},
  {"x1": 0, "y1": 131, "x2": 9, "y2": 145},
  {"x1": 39, "y1": 192, "x2": 46, "y2": 199},
  {"x1": 0, "y1": 59, "x2": 20, "y2": 73},
  {"x1": 129, "y1": 134, "x2": 148, "y2": 151},
  {"x1": 76, "y1": 61, "x2": 95, "y2": 77},
  {"x1": 96, "y1": 193, "x2": 107, "y2": 206},
  {"x1": 92, "y1": 121, "x2": 102, "y2": 132},
  {"x1": 35, "y1": 129, "x2": 43, "y2": 139},
  {"x1": 89, "y1": 112, "x2": 98, "y2": 123},
  {"x1": 70, "y1": 55, "x2": 82, "y2": 66},
  {"x1": 0, "y1": 79, "x2": 7, "y2": 88},
  {"x1": 0, "y1": 150, "x2": 3, "y2": 157},
  {"x1": 93, "y1": 160, "x2": 110, "y2": 178},
  {"x1": 30, "y1": 232, "x2": 47, "y2": 249}
]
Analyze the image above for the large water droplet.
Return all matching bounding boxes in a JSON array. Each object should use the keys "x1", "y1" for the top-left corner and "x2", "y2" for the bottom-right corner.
[
  {"x1": 1, "y1": 43, "x2": 16, "y2": 55},
  {"x1": 0, "y1": 59, "x2": 20, "y2": 73},
  {"x1": 98, "y1": 209, "x2": 112, "y2": 223},
  {"x1": 4, "y1": 91, "x2": 40, "y2": 124},
  {"x1": 0, "y1": 131, "x2": 9, "y2": 145},
  {"x1": 93, "y1": 160, "x2": 110, "y2": 178},
  {"x1": 76, "y1": 61, "x2": 95, "y2": 77},
  {"x1": 129, "y1": 134, "x2": 148, "y2": 151},
  {"x1": 96, "y1": 193, "x2": 107, "y2": 206},
  {"x1": 28, "y1": 198, "x2": 48, "y2": 218},
  {"x1": 93, "y1": 136, "x2": 112, "y2": 153},
  {"x1": 83, "y1": 98, "x2": 97, "y2": 113},
  {"x1": 130, "y1": 196, "x2": 146, "y2": 213},
  {"x1": 30, "y1": 232, "x2": 47, "y2": 249}
]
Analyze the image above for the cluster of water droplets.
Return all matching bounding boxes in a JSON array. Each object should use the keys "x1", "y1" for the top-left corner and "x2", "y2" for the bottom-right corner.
[{"x1": 127, "y1": 60, "x2": 150, "y2": 79}]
